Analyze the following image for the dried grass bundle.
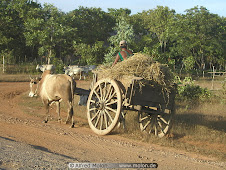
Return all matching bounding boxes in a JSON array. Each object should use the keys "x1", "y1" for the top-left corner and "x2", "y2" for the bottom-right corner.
[{"x1": 96, "y1": 53, "x2": 174, "y2": 89}]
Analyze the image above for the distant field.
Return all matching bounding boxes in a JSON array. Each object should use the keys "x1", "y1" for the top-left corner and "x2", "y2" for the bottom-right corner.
[
  {"x1": 194, "y1": 76, "x2": 225, "y2": 91},
  {"x1": 0, "y1": 74, "x2": 38, "y2": 82}
]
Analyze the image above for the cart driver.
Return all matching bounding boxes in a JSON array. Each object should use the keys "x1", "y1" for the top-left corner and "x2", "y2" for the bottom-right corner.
[{"x1": 112, "y1": 40, "x2": 133, "y2": 66}]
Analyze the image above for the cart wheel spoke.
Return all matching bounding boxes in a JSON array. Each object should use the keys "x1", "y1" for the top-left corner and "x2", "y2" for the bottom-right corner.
[
  {"x1": 91, "y1": 110, "x2": 100, "y2": 121},
  {"x1": 98, "y1": 84, "x2": 103, "y2": 100},
  {"x1": 89, "y1": 99, "x2": 96, "y2": 103},
  {"x1": 106, "y1": 91, "x2": 117, "y2": 103},
  {"x1": 157, "y1": 120, "x2": 166, "y2": 135},
  {"x1": 105, "y1": 106, "x2": 117, "y2": 113},
  {"x1": 139, "y1": 115, "x2": 149, "y2": 122},
  {"x1": 106, "y1": 99, "x2": 118, "y2": 106},
  {"x1": 148, "y1": 117, "x2": 155, "y2": 134},
  {"x1": 94, "y1": 113, "x2": 101, "y2": 128},
  {"x1": 104, "y1": 85, "x2": 113, "y2": 100},
  {"x1": 89, "y1": 107, "x2": 97, "y2": 112},
  {"x1": 141, "y1": 120, "x2": 151, "y2": 131},
  {"x1": 103, "y1": 111, "x2": 108, "y2": 129},
  {"x1": 103, "y1": 82, "x2": 109, "y2": 100},
  {"x1": 154, "y1": 124, "x2": 158, "y2": 136},
  {"x1": 93, "y1": 89, "x2": 101, "y2": 101},
  {"x1": 158, "y1": 115, "x2": 169, "y2": 125},
  {"x1": 105, "y1": 109, "x2": 113, "y2": 123},
  {"x1": 100, "y1": 113, "x2": 103, "y2": 130}
]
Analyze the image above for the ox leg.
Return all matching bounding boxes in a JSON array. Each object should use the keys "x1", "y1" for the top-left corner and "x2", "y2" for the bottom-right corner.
[
  {"x1": 65, "y1": 102, "x2": 75, "y2": 128},
  {"x1": 55, "y1": 101, "x2": 62, "y2": 123},
  {"x1": 79, "y1": 72, "x2": 82, "y2": 80},
  {"x1": 43, "y1": 102, "x2": 50, "y2": 123}
]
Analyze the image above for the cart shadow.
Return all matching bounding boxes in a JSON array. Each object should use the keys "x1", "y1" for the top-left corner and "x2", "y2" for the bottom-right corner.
[
  {"x1": 174, "y1": 113, "x2": 226, "y2": 133},
  {"x1": 168, "y1": 133, "x2": 186, "y2": 140}
]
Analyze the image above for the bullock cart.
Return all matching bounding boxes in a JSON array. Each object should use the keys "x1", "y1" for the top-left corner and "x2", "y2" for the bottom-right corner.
[{"x1": 86, "y1": 73, "x2": 176, "y2": 137}]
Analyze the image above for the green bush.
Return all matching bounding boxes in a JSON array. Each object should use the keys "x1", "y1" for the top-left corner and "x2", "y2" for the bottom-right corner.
[{"x1": 175, "y1": 76, "x2": 211, "y2": 102}]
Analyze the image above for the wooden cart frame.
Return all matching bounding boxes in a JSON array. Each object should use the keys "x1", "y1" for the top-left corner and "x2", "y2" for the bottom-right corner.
[{"x1": 86, "y1": 73, "x2": 176, "y2": 137}]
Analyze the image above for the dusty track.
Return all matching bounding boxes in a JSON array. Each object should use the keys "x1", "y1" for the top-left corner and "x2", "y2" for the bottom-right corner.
[{"x1": 0, "y1": 81, "x2": 225, "y2": 169}]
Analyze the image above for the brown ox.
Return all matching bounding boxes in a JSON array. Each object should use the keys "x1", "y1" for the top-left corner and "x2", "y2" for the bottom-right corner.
[{"x1": 29, "y1": 70, "x2": 76, "y2": 128}]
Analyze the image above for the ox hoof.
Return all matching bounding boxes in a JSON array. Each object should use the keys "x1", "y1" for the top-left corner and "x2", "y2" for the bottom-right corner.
[
  {"x1": 42, "y1": 120, "x2": 48, "y2": 123},
  {"x1": 70, "y1": 124, "x2": 75, "y2": 128},
  {"x1": 58, "y1": 119, "x2": 62, "y2": 123}
]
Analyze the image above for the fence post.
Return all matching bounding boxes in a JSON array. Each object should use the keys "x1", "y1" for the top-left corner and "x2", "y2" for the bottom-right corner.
[
  {"x1": 202, "y1": 63, "x2": 205, "y2": 78},
  {"x1": 211, "y1": 66, "x2": 215, "y2": 90},
  {"x1": 3, "y1": 55, "x2": 5, "y2": 73}
]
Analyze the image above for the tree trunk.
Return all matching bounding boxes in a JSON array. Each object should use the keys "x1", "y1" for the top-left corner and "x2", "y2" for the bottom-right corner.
[
  {"x1": 48, "y1": 49, "x2": 52, "y2": 64},
  {"x1": 3, "y1": 55, "x2": 5, "y2": 73}
]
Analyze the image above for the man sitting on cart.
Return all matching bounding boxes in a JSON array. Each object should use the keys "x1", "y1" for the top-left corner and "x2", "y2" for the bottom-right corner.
[{"x1": 112, "y1": 40, "x2": 133, "y2": 66}]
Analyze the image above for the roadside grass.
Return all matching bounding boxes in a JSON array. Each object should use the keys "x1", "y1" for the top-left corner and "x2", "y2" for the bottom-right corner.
[
  {"x1": 7, "y1": 74, "x2": 226, "y2": 161},
  {"x1": 19, "y1": 93, "x2": 45, "y2": 119},
  {"x1": 172, "y1": 102, "x2": 226, "y2": 160}
]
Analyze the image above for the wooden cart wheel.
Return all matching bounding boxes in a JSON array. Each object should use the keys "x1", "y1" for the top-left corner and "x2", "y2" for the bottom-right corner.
[
  {"x1": 138, "y1": 105, "x2": 175, "y2": 138},
  {"x1": 87, "y1": 78, "x2": 122, "y2": 135}
]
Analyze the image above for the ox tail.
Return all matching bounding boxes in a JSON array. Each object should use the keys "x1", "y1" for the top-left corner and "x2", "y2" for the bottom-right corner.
[
  {"x1": 70, "y1": 77, "x2": 76, "y2": 128},
  {"x1": 70, "y1": 78, "x2": 75, "y2": 104}
]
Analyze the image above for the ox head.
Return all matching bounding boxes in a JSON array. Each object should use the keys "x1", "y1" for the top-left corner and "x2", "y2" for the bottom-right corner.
[{"x1": 29, "y1": 76, "x2": 41, "y2": 97}]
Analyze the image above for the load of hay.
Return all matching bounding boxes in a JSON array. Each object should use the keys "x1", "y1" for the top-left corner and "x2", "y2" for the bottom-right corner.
[{"x1": 96, "y1": 53, "x2": 174, "y2": 94}]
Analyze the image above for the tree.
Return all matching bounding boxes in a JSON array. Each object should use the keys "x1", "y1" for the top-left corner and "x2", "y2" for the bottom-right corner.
[
  {"x1": 129, "y1": 12, "x2": 152, "y2": 53},
  {"x1": 170, "y1": 6, "x2": 226, "y2": 72},
  {"x1": 107, "y1": 8, "x2": 131, "y2": 17},
  {"x1": 0, "y1": 0, "x2": 39, "y2": 64},
  {"x1": 73, "y1": 41, "x2": 105, "y2": 65},
  {"x1": 143, "y1": 6, "x2": 176, "y2": 53},
  {"x1": 24, "y1": 3, "x2": 76, "y2": 64},
  {"x1": 67, "y1": 7, "x2": 115, "y2": 45},
  {"x1": 1, "y1": 1, "x2": 225, "y2": 74}
]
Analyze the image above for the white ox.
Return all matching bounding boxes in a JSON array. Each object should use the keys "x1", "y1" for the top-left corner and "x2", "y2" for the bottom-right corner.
[
  {"x1": 36, "y1": 64, "x2": 55, "y2": 73},
  {"x1": 64, "y1": 65, "x2": 82, "y2": 78},
  {"x1": 64, "y1": 65, "x2": 96, "y2": 80},
  {"x1": 29, "y1": 70, "x2": 76, "y2": 128}
]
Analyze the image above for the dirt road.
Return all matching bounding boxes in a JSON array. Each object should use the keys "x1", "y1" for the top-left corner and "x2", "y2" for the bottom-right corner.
[{"x1": 0, "y1": 82, "x2": 225, "y2": 169}]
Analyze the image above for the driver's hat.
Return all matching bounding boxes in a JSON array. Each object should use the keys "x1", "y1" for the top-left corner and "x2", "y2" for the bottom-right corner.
[{"x1": 119, "y1": 40, "x2": 127, "y2": 47}]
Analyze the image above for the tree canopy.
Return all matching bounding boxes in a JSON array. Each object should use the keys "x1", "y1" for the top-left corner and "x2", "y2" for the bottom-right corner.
[{"x1": 0, "y1": 1, "x2": 225, "y2": 74}]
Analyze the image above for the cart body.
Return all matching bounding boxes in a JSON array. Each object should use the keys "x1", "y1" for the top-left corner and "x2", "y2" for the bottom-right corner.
[{"x1": 87, "y1": 73, "x2": 176, "y2": 137}]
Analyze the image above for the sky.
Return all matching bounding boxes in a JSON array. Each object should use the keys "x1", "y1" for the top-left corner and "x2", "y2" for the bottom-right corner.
[{"x1": 37, "y1": 0, "x2": 226, "y2": 17}]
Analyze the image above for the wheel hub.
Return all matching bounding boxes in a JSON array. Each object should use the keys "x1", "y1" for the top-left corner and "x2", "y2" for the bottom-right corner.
[{"x1": 97, "y1": 101, "x2": 105, "y2": 110}]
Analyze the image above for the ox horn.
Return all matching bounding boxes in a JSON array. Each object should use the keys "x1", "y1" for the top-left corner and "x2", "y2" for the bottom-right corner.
[{"x1": 29, "y1": 75, "x2": 33, "y2": 80}]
